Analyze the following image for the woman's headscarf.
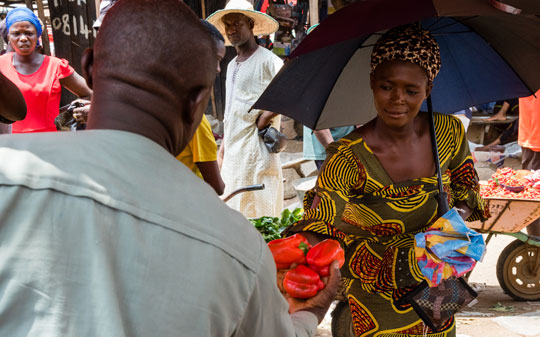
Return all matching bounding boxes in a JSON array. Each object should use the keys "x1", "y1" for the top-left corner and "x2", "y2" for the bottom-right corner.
[
  {"x1": 5, "y1": 7, "x2": 43, "y2": 37},
  {"x1": 370, "y1": 25, "x2": 441, "y2": 83}
]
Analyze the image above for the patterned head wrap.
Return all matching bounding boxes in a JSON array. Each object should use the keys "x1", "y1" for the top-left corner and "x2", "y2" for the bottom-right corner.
[
  {"x1": 6, "y1": 7, "x2": 42, "y2": 37},
  {"x1": 370, "y1": 25, "x2": 441, "y2": 83}
]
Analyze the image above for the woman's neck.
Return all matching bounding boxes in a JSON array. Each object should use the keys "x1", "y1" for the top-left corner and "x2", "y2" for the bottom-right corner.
[
  {"x1": 375, "y1": 111, "x2": 428, "y2": 142},
  {"x1": 13, "y1": 51, "x2": 42, "y2": 64},
  {"x1": 13, "y1": 51, "x2": 44, "y2": 75}
]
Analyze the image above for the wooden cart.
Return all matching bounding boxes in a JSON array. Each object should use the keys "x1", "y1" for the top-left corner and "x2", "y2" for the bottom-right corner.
[{"x1": 467, "y1": 197, "x2": 540, "y2": 301}]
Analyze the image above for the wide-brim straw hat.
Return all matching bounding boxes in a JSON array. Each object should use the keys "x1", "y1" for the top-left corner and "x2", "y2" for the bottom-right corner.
[{"x1": 207, "y1": 0, "x2": 279, "y2": 46}]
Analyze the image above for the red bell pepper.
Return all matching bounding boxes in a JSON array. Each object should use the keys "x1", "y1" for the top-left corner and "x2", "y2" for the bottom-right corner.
[
  {"x1": 283, "y1": 265, "x2": 325, "y2": 299},
  {"x1": 268, "y1": 233, "x2": 311, "y2": 270},
  {"x1": 306, "y1": 239, "x2": 345, "y2": 277}
]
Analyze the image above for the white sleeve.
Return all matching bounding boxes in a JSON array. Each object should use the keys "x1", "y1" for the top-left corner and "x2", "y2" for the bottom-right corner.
[{"x1": 272, "y1": 56, "x2": 284, "y2": 76}]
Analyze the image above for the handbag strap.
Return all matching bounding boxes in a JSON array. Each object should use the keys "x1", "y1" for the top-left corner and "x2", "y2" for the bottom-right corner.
[{"x1": 427, "y1": 96, "x2": 450, "y2": 217}]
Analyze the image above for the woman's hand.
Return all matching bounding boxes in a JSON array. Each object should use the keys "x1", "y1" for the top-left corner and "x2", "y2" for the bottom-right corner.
[
  {"x1": 299, "y1": 231, "x2": 326, "y2": 246},
  {"x1": 454, "y1": 201, "x2": 473, "y2": 221}
]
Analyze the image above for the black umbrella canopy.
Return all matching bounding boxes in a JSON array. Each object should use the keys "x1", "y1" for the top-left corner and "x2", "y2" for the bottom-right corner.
[
  {"x1": 252, "y1": 0, "x2": 540, "y2": 130},
  {"x1": 291, "y1": 0, "x2": 540, "y2": 57}
]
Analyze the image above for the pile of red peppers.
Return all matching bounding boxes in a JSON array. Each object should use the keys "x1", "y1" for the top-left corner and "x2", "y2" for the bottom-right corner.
[{"x1": 268, "y1": 233, "x2": 345, "y2": 299}]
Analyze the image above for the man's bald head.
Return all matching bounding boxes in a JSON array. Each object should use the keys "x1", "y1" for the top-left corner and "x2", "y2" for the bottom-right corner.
[{"x1": 86, "y1": 0, "x2": 217, "y2": 155}]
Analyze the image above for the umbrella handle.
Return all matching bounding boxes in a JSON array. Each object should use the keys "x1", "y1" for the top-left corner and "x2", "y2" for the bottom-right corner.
[{"x1": 428, "y1": 96, "x2": 450, "y2": 217}]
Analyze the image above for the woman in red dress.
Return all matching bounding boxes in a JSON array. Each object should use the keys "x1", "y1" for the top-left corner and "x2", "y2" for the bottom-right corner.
[{"x1": 0, "y1": 7, "x2": 92, "y2": 133}]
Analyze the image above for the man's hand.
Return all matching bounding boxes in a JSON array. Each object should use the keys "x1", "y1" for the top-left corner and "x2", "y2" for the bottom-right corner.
[
  {"x1": 283, "y1": 260, "x2": 341, "y2": 323},
  {"x1": 71, "y1": 99, "x2": 91, "y2": 124},
  {"x1": 256, "y1": 111, "x2": 278, "y2": 130}
]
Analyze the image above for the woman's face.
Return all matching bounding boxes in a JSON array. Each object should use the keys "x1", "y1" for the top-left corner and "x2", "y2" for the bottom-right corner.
[
  {"x1": 9, "y1": 21, "x2": 38, "y2": 56},
  {"x1": 370, "y1": 60, "x2": 432, "y2": 129}
]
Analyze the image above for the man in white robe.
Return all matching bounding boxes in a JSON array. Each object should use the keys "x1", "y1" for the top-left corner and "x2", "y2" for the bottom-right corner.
[{"x1": 209, "y1": 0, "x2": 284, "y2": 218}]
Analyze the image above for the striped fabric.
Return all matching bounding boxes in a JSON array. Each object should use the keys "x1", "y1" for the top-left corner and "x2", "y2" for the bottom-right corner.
[{"x1": 287, "y1": 113, "x2": 489, "y2": 336}]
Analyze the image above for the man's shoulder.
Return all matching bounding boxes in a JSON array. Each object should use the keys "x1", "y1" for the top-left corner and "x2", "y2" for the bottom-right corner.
[
  {"x1": 256, "y1": 47, "x2": 283, "y2": 63},
  {"x1": 256, "y1": 46, "x2": 277, "y2": 57},
  {"x1": 0, "y1": 130, "x2": 266, "y2": 272}
]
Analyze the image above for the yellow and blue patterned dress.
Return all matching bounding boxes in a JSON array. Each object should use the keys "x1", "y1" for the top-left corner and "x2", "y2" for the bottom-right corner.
[{"x1": 287, "y1": 114, "x2": 489, "y2": 337}]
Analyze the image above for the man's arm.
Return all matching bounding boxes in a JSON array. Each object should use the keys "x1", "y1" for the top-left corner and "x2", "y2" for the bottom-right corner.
[
  {"x1": 196, "y1": 161, "x2": 225, "y2": 195},
  {"x1": 217, "y1": 141, "x2": 224, "y2": 170},
  {"x1": 0, "y1": 71, "x2": 26, "y2": 122},
  {"x1": 313, "y1": 129, "x2": 334, "y2": 149}
]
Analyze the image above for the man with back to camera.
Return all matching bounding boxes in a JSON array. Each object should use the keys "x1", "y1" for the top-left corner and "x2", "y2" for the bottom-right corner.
[
  {"x1": 77, "y1": 3, "x2": 227, "y2": 196},
  {"x1": 208, "y1": 0, "x2": 285, "y2": 218},
  {"x1": 94, "y1": 0, "x2": 227, "y2": 195},
  {"x1": 0, "y1": 0, "x2": 339, "y2": 336}
]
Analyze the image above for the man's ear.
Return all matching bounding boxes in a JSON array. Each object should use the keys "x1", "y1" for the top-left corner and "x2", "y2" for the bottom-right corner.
[
  {"x1": 81, "y1": 48, "x2": 94, "y2": 89},
  {"x1": 183, "y1": 86, "x2": 211, "y2": 125}
]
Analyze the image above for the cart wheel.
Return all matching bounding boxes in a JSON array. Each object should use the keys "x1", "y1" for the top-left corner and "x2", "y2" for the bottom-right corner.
[
  {"x1": 331, "y1": 301, "x2": 355, "y2": 337},
  {"x1": 496, "y1": 239, "x2": 540, "y2": 301}
]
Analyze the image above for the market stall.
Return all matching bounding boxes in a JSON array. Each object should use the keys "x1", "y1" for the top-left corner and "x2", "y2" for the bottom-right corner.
[{"x1": 467, "y1": 167, "x2": 540, "y2": 301}]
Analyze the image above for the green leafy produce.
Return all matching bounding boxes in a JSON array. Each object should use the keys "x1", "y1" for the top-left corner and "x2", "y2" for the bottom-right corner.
[{"x1": 250, "y1": 208, "x2": 304, "y2": 242}]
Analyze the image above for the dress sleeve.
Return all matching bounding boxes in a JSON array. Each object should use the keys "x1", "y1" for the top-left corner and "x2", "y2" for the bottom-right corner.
[
  {"x1": 285, "y1": 141, "x2": 361, "y2": 243},
  {"x1": 55, "y1": 57, "x2": 75, "y2": 79},
  {"x1": 447, "y1": 116, "x2": 490, "y2": 221}
]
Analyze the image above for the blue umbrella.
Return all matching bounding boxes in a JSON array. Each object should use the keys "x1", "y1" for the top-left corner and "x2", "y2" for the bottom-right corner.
[
  {"x1": 252, "y1": 0, "x2": 540, "y2": 214},
  {"x1": 423, "y1": 17, "x2": 533, "y2": 113},
  {"x1": 252, "y1": 2, "x2": 540, "y2": 130}
]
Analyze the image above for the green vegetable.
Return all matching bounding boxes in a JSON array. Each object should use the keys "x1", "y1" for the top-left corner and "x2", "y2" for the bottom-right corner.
[{"x1": 250, "y1": 208, "x2": 304, "y2": 243}]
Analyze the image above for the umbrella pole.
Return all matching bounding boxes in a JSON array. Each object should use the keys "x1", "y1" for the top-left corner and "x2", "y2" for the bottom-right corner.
[{"x1": 428, "y1": 96, "x2": 450, "y2": 217}]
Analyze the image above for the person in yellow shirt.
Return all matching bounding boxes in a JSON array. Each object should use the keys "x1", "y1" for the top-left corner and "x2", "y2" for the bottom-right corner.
[
  {"x1": 177, "y1": 20, "x2": 226, "y2": 195},
  {"x1": 177, "y1": 114, "x2": 225, "y2": 195}
]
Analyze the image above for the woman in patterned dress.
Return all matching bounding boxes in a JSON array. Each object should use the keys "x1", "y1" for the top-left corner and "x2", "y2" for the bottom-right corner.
[{"x1": 286, "y1": 25, "x2": 489, "y2": 337}]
